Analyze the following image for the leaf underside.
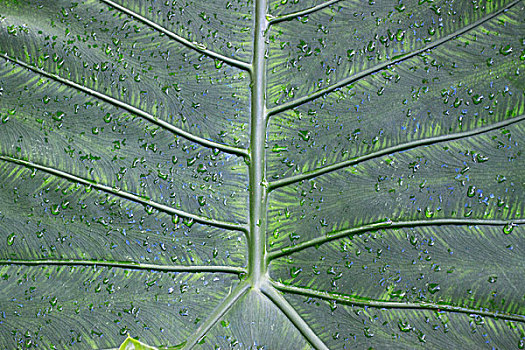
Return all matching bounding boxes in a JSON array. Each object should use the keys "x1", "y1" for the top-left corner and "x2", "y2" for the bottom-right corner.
[{"x1": 0, "y1": 0, "x2": 524, "y2": 349}]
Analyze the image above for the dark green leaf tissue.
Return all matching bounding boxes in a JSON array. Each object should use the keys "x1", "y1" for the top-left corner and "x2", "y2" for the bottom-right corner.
[{"x1": 0, "y1": 0, "x2": 524, "y2": 348}]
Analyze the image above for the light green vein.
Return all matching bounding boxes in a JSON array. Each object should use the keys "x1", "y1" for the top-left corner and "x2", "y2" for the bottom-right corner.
[
  {"x1": 266, "y1": 0, "x2": 521, "y2": 116},
  {"x1": 0, "y1": 259, "x2": 246, "y2": 274},
  {"x1": 267, "y1": 0, "x2": 344, "y2": 24},
  {"x1": 99, "y1": 0, "x2": 252, "y2": 71},
  {"x1": 0, "y1": 155, "x2": 248, "y2": 232},
  {"x1": 183, "y1": 281, "x2": 251, "y2": 350},
  {"x1": 261, "y1": 281, "x2": 329, "y2": 350},
  {"x1": 248, "y1": 0, "x2": 269, "y2": 289},
  {"x1": 271, "y1": 281, "x2": 525, "y2": 323},
  {"x1": 267, "y1": 218, "x2": 525, "y2": 260},
  {"x1": 268, "y1": 114, "x2": 525, "y2": 190},
  {"x1": 0, "y1": 53, "x2": 249, "y2": 157},
  {"x1": 268, "y1": 0, "x2": 342, "y2": 25}
]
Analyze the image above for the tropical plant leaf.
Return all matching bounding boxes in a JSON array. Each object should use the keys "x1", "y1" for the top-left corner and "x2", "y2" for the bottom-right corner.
[
  {"x1": 119, "y1": 335, "x2": 160, "y2": 350},
  {"x1": 0, "y1": 0, "x2": 523, "y2": 349}
]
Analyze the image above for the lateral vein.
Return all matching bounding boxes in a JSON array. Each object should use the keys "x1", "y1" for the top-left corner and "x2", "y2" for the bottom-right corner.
[
  {"x1": 266, "y1": 0, "x2": 521, "y2": 116},
  {"x1": 267, "y1": 0, "x2": 344, "y2": 25},
  {"x1": 0, "y1": 156, "x2": 248, "y2": 232},
  {"x1": 267, "y1": 218, "x2": 525, "y2": 260},
  {"x1": 268, "y1": 114, "x2": 525, "y2": 190},
  {"x1": 0, "y1": 259, "x2": 246, "y2": 274},
  {"x1": 0, "y1": 53, "x2": 249, "y2": 157},
  {"x1": 272, "y1": 281, "x2": 525, "y2": 323},
  {"x1": 261, "y1": 282, "x2": 330, "y2": 350},
  {"x1": 183, "y1": 282, "x2": 251, "y2": 350},
  {"x1": 99, "y1": 0, "x2": 252, "y2": 71}
]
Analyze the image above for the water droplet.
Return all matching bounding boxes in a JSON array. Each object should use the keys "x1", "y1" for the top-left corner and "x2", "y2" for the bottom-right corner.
[
  {"x1": 346, "y1": 49, "x2": 356, "y2": 60},
  {"x1": 472, "y1": 94, "x2": 483, "y2": 105},
  {"x1": 193, "y1": 42, "x2": 207, "y2": 50},
  {"x1": 272, "y1": 144, "x2": 288, "y2": 152},
  {"x1": 290, "y1": 267, "x2": 302, "y2": 277},
  {"x1": 495, "y1": 174, "x2": 506, "y2": 183},
  {"x1": 184, "y1": 218, "x2": 194, "y2": 228},
  {"x1": 328, "y1": 299, "x2": 337, "y2": 312},
  {"x1": 390, "y1": 289, "x2": 406, "y2": 299},
  {"x1": 197, "y1": 164, "x2": 207, "y2": 173},
  {"x1": 158, "y1": 170, "x2": 168, "y2": 180},
  {"x1": 298, "y1": 130, "x2": 310, "y2": 141},
  {"x1": 364, "y1": 327, "x2": 374, "y2": 338},
  {"x1": 187, "y1": 157, "x2": 197, "y2": 166},
  {"x1": 428, "y1": 283, "x2": 440, "y2": 294},
  {"x1": 499, "y1": 45, "x2": 512, "y2": 56},
  {"x1": 487, "y1": 275, "x2": 497, "y2": 283},
  {"x1": 395, "y1": 4, "x2": 405, "y2": 12},
  {"x1": 7, "y1": 233, "x2": 16, "y2": 246},
  {"x1": 53, "y1": 111, "x2": 65, "y2": 121},
  {"x1": 503, "y1": 223, "x2": 515, "y2": 235},
  {"x1": 51, "y1": 204, "x2": 60, "y2": 215},
  {"x1": 398, "y1": 319, "x2": 411, "y2": 332},
  {"x1": 396, "y1": 29, "x2": 405, "y2": 41}
]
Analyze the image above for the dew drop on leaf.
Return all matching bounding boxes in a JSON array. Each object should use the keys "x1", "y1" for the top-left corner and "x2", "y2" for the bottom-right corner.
[
  {"x1": 364, "y1": 327, "x2": 374, "y2": 338},
  {"x1": 398, "y1": 319, "x2": 411, "y2": 332},
  {"x1": 472, "y1": 94, "x2": 484, "y2": 105},
  {"x1": 7, "y1": 233, "x2": 16, "y2": 246},
  {"x1": 499, "y1": 45, "x2": 513, "y2": 56},
  {"x1": 428, "y1": 283, "x2": 440, "y2": 294},
  {"x1": 503, "y1": 223, "x2": 515, "y2": 235}
]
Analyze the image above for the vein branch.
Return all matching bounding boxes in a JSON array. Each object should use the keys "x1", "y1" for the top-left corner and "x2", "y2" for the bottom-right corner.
[
  {"x1": 268, "y1": 114, "x2": 525, "y2": 190},
  {"x1": 267, "y1": 0, "x2": 344, "y2": 25},
  {"x1": 267, "y1": 218, "x2": 525, "y2": 260},
  {"x1": 0, "y1": 155, "x2": 248, "y2": 232},
  {"x1": 99, "y1": 0, "x2": 252, "y2": 71},
  {"x1": 271, "y1": 281, "x2": 525, "y2": 323},
  {"x1": 260, "y1": 281, "x2": 329, "y2": 350},
  {"x1": 266, "y1": 0, "x2": 521, "y2": 116},
  {"x1": 0, "y1": 259, "x2": 246, "y2": 274},
  {"x1": 0, "y1": 54, "x2": 249, "y2": 157},
  {"x1": 183, "y1": 282, "x2": 251, "y2": 350}
]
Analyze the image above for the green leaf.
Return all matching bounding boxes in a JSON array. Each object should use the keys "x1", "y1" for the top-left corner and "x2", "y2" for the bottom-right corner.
[
  {"x1": 119, "y1": 334, "x2": 185, "y2": 349},
  {"x1": 119, "y1": 335, "x2": 158, "y2": 350},
  {"x1": 0, "y1": 0, "x2": 524, "y2": 349}
]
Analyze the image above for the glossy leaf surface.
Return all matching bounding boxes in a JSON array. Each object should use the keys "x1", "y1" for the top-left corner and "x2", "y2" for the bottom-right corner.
[{"x1": 0, "y1": 0, "x2": 524, "y2": 349}]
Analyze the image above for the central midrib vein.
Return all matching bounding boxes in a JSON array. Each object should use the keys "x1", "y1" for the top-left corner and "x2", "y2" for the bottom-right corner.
[
  {"x1": 247, "y1": 7, "x2": 329, "y2": 349},
  {"x1": 248, "y1": 0, "x2": 269, "y2": 287}
]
